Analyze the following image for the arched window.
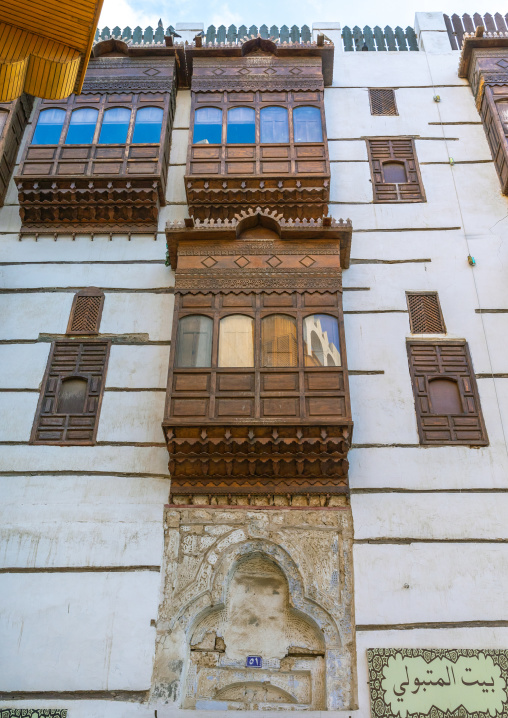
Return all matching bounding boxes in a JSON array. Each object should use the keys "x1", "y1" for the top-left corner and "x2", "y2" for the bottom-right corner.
[
  {"x1": 65, "y1": 108, "x2": 98, "y2": 144},
  {"x1": 176, "y1": 315, "x2": 213, "y2": 368},
  {"x1": 218, "y1": 315, "x2": 254, "y2": 367},
  {"x1": 303, "y1": 314, "x2": 341, "y2": 367},
  {"x1": 260, "y1": 106, "x2": 289, "y2": 143},
  {"x1": 227, "y1": 107, "x2": 255, "y2": 144},
  {"x1": 382, "y1": 161, "x2": 407, "y2": 183},
  {"x1": 193, "y1": 107, "x2": 222, "y2": 144},
  {"x1": 99, "y1": 107, "x2": 131, "y2": 144},
  {"x1": 32, "y1": 108, "x2": 66, "y2": 144},
  {"x1": 261, "y1": 315, "x2": 297, "y2": 367},
  {"x1": 293, "y1": 106, "x2": 323, "y2": 143},
  {"x1": 0, "y1": 110, "x2": 8, "y2": 139},
  {"x1": 132, "y1": 106, "x2": 164, "y2": 143},
  {"x1": 57, "y1": 377, "x2": 88, "y2": 414},
  {"x1": 429, "y1": 378, "x2": 462, "y2": 414}
]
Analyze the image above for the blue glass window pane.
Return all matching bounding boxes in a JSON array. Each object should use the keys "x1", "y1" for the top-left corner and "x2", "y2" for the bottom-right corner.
[
  {"x1": 99, "y1": 107, "x2": 131, "y2": 144},
  {"x1": 132, "y1": 107, "x2": 163, "y2": 143},
  {"x1": 32, "y1": 108, "x2": 65, "y2": 145},
  {"x1": 260, "y1": 106, "x2": 289, "y2": 143},
  {"x1": 65, "y1": 108, "x2": 98, "y2": 144},
  {"x1": 193, "y1": 107, "x2": 222, "y2": 144},
  {"x1": 227, "y1": 107, "x2": 255, "y2": 144},
  {"x1": 293, "y1": 106, "x2": 323, "y2": 143},
  {"x1": 303, "y1": 314, "x2": 341, "y2": 367}
]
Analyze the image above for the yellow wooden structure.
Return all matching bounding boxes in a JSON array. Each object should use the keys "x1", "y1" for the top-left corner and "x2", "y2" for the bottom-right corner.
[{"x1": 0, "y1": 0, "x2": 104, "y2": 101}]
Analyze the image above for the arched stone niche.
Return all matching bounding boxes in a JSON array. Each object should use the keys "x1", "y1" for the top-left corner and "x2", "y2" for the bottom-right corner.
[{"x1": 151, "y1": 507, "x2": 357, "y2": 710}]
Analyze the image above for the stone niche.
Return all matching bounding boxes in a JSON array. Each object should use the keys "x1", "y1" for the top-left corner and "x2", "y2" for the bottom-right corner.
[{"x1": 151, "y1": 506, "x2": 357, "y2": 710}]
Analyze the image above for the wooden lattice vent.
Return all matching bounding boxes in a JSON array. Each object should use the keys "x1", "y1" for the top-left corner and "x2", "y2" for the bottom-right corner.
[
  {"x1": 407, "y1": 293, "x2": 446, "y2": 334},
  {"x1": 67, "y1": 288, "x2": 104, "y2": 335},
  {"x1": 369, "y1": 89, "x2": 398, "y2": 116}
]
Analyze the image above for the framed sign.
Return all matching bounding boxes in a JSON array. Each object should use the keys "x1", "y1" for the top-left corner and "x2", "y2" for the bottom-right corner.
[
  {"x1": 367, "y1": 649, "x2": 508, "y2": 718},
  {"x1": 246, "y1": 656, "x2": 262, "y2": 667}
]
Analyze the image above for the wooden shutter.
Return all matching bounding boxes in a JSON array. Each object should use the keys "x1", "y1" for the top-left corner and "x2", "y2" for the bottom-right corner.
[
  {"x1": 369, "y1": 89, "x2": 398, "y2": 116},
  {"x1": 407, "y1": 292, "x2": 446, "y2": 334},
  {"x1": 67, "y1": 288, "x2": 104, "y2": 334},
  {"x1": 407, "y1": 341, "x2": 488, "y2": 446},
  {"x1": 480, "y1": 88, "x2": 508, "y2": 194},
  {"x1": 367, "y1": 138, "x2": 425, "y2": 202},
  {"x1": 32, "y1": 341, "x2": 110, "y2": 444}
]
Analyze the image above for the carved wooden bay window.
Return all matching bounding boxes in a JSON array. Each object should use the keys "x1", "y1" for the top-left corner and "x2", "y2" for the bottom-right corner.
[
  {"x1": 459, "y1": 33, "x2": 508, "y2": 193},
  {"x1": 16, "y1": 40, "x2": 177, "y2": 233},
  {"x1": 185, "y1": 37, "x2": 334, "y2": 221},
  {"x1": 164, "y1": 210, "x2": 353, "y2": 501},
  {"x1": 0, "y1": 94, "x2": 33, "y2": 206}
]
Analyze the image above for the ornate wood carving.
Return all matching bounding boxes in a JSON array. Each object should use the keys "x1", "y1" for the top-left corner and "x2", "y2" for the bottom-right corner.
[
  {"x1": 185, "y1": 43, "x2": 331, "y2": 221},
  {"x1": 458, "y1": 35, "x2": 508, "y2": 193},
  {"x1": 366, "y1": 138, "x2": 426, "y2": 203},
  {"x1": 31, "y1": 340, "x2": 110, "y2": 445},
  {"x1": 407, "y1": 340, "x2": 488, "y2": 446},
  {"x1": 164, "y1": 211, "x2": 353, "y2": 498},
  {"x1": 0, "y1": 93, "x2": 33, "y2": 206},
  {"x1": 16, "y1": 52, "x2": 176, "y2": 232}
]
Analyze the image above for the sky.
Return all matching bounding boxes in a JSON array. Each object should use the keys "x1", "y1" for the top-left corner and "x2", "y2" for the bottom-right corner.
[{"x1": 98, "y1": 0, "x2": 503, "y2": 34}]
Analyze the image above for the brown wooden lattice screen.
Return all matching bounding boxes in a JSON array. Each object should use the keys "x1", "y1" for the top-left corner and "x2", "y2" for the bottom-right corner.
[
  {"x1": 369, "y1": 89, "x2": 398, "y2": 116},
  {"x1": 407, "y1": 293, "x2": 446, "y2": 334},
  {"x1": 407, "y1": 341, "x2": 488, "y2": 446},
  {"x1": 67, "y1": 288, "x2": 104, "y2": 334},
  {"x1": 32, "y1": 341, "x2": 110, "y2": 444}
]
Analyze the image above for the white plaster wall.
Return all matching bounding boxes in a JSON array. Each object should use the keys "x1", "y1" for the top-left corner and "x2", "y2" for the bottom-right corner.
[
  {"x1": 354, "y1": 543, "x2": 508, "y2": 624},
  {"x1": 0, "y1": 475, "x2": 168, "y2": 568},
  {"x1": 352, "y1": 492, "x2": 508, "y2": 540},
  {"x1": 0, "y1": 571, "x2": 160, "y2": 690},
  {"x1": 106, "y1": 345, "x2": 170, "y2": 389},
  {"x1": 97, "y1": 391, "x2": 166, "y2": 444}
]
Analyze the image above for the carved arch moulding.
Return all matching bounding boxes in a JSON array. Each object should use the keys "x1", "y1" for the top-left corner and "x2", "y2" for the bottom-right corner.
[{"x1": 150, "y1": 506, "x2": 357, "y2": 711}]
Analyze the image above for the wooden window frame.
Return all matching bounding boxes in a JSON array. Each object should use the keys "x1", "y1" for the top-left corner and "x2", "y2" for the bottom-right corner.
[
  {"x1": 188, "y1": 92, "x2": 328, "y2": 178},
  {"x1": 67, "y1": 287, "x2": 105, "y2": 335},
  {"x1": 167, "y1": 293, "x2": 347, "y2": 426},
  {"x1": 366, "y1": 137, "x2": 426, "y2": 203},
  {"x1": 407, "y1": 339, "x2": 488, "y2": 447},
  {"x1": 406, "y1": 292, "x2": 446, "y2": 335},
  {"x1": 31, "y1": 340, "x2": 111, "y2": 446},
  {"x1": 368, "y1": 88, "x2": 398, "y2": 116}
]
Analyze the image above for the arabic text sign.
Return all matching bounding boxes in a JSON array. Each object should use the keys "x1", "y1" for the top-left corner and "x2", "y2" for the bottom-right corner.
[{"x1": 368, "y1": 649, "x2": 508, "y2": 718}]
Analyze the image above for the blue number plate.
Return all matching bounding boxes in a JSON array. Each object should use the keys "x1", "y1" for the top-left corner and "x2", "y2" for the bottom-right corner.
[{"x1": 246, "y1": 656, "x2": 262, "y2": 667}]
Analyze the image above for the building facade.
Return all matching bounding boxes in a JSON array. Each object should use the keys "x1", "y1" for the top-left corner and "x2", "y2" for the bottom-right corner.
[{"x1": 1, "y1": 11, "x2": 508, "y2": 718}]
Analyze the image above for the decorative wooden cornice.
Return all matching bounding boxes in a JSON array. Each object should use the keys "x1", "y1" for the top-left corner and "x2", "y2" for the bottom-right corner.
[
  {"x1": 17, "y1": 179, "x2": 160, "y2": 233},
  {"x1": 166, "y1": 423, "x2": 352, "y2": 499},
  {"x1": 458, "y1": 27, "x2": 508, "y2": 79},
  {"x1": 166, "y1": 210, "x2": 353, "y2": 270}
]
